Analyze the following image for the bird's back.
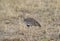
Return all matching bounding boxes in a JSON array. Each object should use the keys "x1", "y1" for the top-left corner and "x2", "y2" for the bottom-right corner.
[{"x1": 24, "y1": 18, "x2": 41, "y2": 27}]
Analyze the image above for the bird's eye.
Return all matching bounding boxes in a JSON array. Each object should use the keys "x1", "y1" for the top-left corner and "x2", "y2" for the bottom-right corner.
[{"x1": 27, "y1": 24, "x2": 30, "y2": 27}]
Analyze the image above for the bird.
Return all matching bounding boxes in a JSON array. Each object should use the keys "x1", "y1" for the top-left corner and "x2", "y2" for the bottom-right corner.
[{"x1": 24, "y1": 18, "x2": 41, "y2": 27}]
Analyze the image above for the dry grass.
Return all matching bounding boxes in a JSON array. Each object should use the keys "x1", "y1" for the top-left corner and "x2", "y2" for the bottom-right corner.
[{"x1": 0, "y1": 0, "x2": 60, "y2": 41}]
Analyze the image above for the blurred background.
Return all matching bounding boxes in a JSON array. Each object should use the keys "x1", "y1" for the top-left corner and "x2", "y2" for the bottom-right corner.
[{"x1": 0, "y1": 0, "x2": 60, "y2": 41}]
